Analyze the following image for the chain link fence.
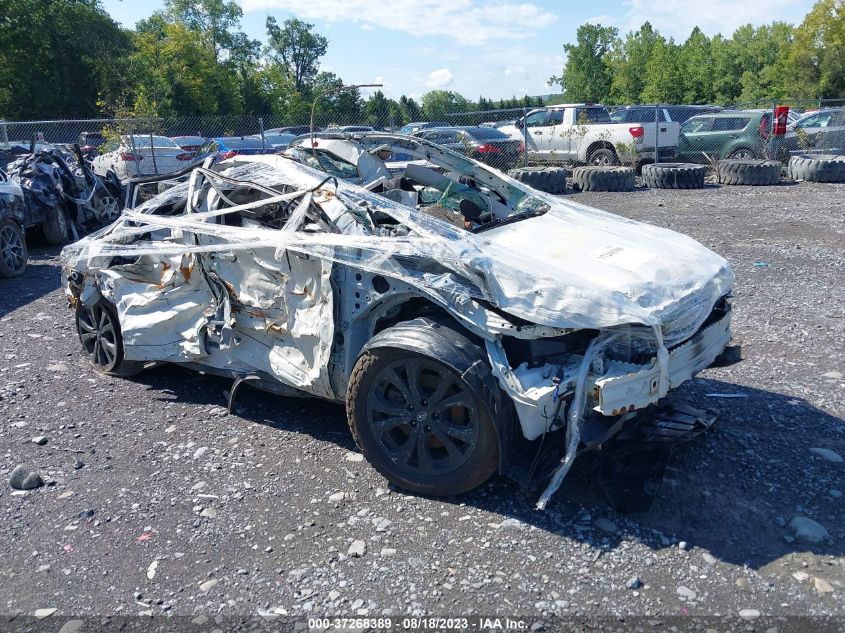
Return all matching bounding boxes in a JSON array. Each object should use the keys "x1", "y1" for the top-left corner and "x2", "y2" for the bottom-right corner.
[{"x1": 2, "y1": 98, "x2": 843, "y2": 180}]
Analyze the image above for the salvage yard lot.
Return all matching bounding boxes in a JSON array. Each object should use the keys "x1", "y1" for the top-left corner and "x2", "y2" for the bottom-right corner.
[{"x1": 1, "y1": 182, "x2": 842, "y2": 620}]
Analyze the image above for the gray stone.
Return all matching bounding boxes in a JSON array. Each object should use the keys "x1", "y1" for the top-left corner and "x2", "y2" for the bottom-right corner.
[
  {"x1": 198, "y1": 579, "x2": 218, "y2": 592},
  {"x1": 9, "y1": 465, "x2": 44, "y2": 490},
  {"x1": 809, "y1": 447, "x2": 843, "y2": 463},
  {"x1": 739, "y1": 609, "x2": 760, "y2": 620},
  {"x1": 348, "y1": 540, "x2": 367, "y2": 558},
  {"x1": 676, "y1": 585, "x2": 697, "y2": 600},
  {"x1": 34, "y1": 608, "x2": 57, "y2": 620},
  {"x1": 701, "y1": 552, "x2": 717, "y2": 565},
  {"x1": 626, "y1": 576, "x2": 642, "y2": 590},
  {"x1": 200, "y1": 507, "x2": 217, "y2": 519},
  {"x1": 790, "y1": 516, "x2": 830, "y2": 543},
  {"x1": 814, "y1": 577, "x2": 834, "y2": 594},
  {"x1": 31, "y1": 436, "x2": 48, "y2": 446},
  {"x1": 498, "y1": 518, "x2": 526, "y2": 530}
]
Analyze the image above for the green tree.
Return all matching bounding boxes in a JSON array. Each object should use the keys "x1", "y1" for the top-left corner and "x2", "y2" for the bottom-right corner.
[
  {"x1": 265, "y1": 17, "x2": 328, "y2": 93},
  {"x1": 788, "y1": 0, "x2": 845, "y2": 98},
  {"x1": 0, "y1": 0, "x2": 130, "y2": 118},
  {"x1": 398, "y1": 96, "x2": 422, "y2": 123},
  {"x1": 678, "y1": 27, "x2": 713, "y2": 103},
  {"x1": 640, "y1": 38, "x2": 682, "y2": 103},
  {"x1": 549, "y1": 23, "x2": 617, "y2": 102},
  {"x1": 420, "y1": 90, "x2": 469, "y2": 120},
  {"x1": 607, "y1": 22, "x2": 659, "y2": 103}
]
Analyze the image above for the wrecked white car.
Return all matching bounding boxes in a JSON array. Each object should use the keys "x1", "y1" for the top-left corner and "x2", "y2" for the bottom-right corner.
[{"x1": 61, "y1": 136, "x2": 734, "y2": 508}]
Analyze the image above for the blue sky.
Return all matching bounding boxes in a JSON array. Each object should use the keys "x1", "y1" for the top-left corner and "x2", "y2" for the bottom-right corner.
[{"x1": 101, "y1": 0, "x2": 817, "y2": 101}]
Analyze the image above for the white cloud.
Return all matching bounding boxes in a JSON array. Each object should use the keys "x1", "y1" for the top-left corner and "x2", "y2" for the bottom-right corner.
[
  {"x1": 621, "y1": 0, "x2": 812, "y2": 40},
  {"x1": 426, "y1": 68, "x2": 454, "y2": 89},
  {"x1": 240, "y1": 0, "x2": 557, "y2": 45},
  {"x1": 504, "y1": 64, "x2": 527, "y2": 78}
]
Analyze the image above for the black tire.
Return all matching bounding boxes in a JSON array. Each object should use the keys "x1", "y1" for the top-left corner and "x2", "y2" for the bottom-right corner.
[
  {"x1": 788, "y1": 154, "x2": 845, "y2": 183},
  {"x1": 41, "y1": 208, "x2": 71, "y2": 245},
  {"x1": 508, "y1": 166, "x2": 567, "y2": 194},
  {"x1": 347, "y1": 320, "x2": 500, "y2": 496},
  {"x1": 75, "y1": 300, "x2": 144, "y2": 377},
  {"x1": 0, "y1": 217, "x2": 28, "y2": 278},
  {"x1": 716, "y1": 159, "x2": 781, "y2": 186},
  {"x1": 641, "y1": 163, "x2": 706, "y2": 189},
  {"x1": 572, "y1": 166, "x2": 635, "y2": 192},
  {"x1": 587, "y1": 147, "x2": 619, "y2": 166}
]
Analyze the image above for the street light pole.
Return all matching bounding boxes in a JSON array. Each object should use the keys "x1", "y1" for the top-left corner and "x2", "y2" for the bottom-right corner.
[{"x1": 310, "y1": 83, "x2": 383, "y2": 153}]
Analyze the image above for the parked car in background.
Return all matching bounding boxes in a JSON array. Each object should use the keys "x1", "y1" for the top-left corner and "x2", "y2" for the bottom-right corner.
[
  {"x1": 498, "y1": 104, "x2": 680, "y2": 165},
  {"x1": 250, "y1": 132, "x2": 296, "y2": 151},
  {"x1": 785, "y1": 108, "x2": 845, "y2": 153},
  {"x1": 266, "y1": 126, "x2": 323, "y2": 136},
  {"x1": 677, "y1": 111, "x2": 772, "y2": 161},
  {"x1": 611, "y1": 105, "x2": 723, "y2": 124},
  {"x1": 170, "y1": 136, "x2": 207, "y2": 152},
  {"x1": 194, "y1": 137, "x2": 276, "y2": 162},
  {"x1": 336, "y1": 125, "x2": 376, "y2": 133},
  {"x1": 78, "y1": 132, "x2": 107, "y2": 156},
  {"x1": 0, "y1": 167, "x2": 28, "y2": 278},
  {"x1": 91, "y1": 135, "x2": 189, "y2": 181},
  {"x1": 398, "y1": 121, "x2": 450, "y2": 135},
  {"x1": 414, "y1": 126, "x2": 523, "y2": 170}
]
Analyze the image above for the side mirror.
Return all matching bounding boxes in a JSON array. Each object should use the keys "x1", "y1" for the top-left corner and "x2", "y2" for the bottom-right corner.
[{"x1": 515, "y1": 118, "x2": 524, "y2": 130}]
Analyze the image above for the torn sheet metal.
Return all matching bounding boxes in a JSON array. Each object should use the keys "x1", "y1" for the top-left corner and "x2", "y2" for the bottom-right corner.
[{"x1": 61, "y1": 144, "x2": 734, "y2": 506}]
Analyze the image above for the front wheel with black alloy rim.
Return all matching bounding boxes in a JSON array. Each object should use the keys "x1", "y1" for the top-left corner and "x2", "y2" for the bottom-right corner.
[
  {"x1": 75, "y1": 300, "x2": 144, "y2": 377},
  {"x1": 0, "y1": 217, "x2": 28, "y2": 278},
  {"x1": 347, "y1": 337, "x2": 499, "y2": 496}
]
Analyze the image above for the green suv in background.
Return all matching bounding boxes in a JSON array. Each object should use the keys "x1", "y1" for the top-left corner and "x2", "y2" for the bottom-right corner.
[{"x1": 677, "y1": 111, "x2": 772, "y2": 162}]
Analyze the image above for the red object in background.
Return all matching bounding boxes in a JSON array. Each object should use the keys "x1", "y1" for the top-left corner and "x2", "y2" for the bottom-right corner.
[
  {"x1": 476, "y1": 143, "x2": 501, "y2": 153},
  {"x1": 221, "y1": 150, "x2": 239, "y2": 159},
  {"x1": 628, "y1": 126, "x2": 645, "y2": 138},
  {"x1": 774, "y1": 106, "x2": 790, "y2": 136}
]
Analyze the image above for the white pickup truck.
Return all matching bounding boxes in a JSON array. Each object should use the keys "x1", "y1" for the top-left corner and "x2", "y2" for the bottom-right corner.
[{"x1": 499, "y1": 104, "x2": 680, "y2": 165}]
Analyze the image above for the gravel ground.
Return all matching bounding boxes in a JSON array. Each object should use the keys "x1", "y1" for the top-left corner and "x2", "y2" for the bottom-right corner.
[{"x1": 1, "y1": 180, "x2": 843, "y2": 626}]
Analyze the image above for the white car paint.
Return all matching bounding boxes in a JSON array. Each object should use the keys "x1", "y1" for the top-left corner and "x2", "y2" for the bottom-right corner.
[
  {"x1": 499, "y1": 104, "x2": 680, "y2": 164},
  {"x1": 91, "y1": 135, "x2": 189, "y2": 181}
]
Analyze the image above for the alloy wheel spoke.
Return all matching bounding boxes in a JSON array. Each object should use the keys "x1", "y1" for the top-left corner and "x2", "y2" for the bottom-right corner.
[
  {"x1": 393, "y1": 430, "x2": 417, "y2": 465},
  {"x1": 433, "y1": 420, "x2": 476, "y2": 444},
  {"x1": 416, "y1": 431, "x2": 434, "y2": 470},
  {"x1": 371, "y1": 415, "x2": 410, "y2": 436},
  {"x1": 430, "y1": 428, "x2": 463, "y2": 462}
]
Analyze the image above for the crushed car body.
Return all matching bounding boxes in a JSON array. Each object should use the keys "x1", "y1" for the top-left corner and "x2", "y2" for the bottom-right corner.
[{"x1": 60, "y1": 133, "x2": 734, "y2": 508}]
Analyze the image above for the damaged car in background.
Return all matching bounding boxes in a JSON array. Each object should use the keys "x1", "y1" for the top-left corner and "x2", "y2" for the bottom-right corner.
[
  {"x1": 60, "y1": 134, "x2": 735, "y2": 509},
  {"x1": 0, "y1": 144, "x2": 123, "y2": 277}
]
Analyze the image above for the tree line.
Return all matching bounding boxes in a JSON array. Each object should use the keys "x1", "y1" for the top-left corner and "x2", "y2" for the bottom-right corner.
[
  {"x1": 0, "y1": 0, "x2": 842, "y2": 126},
  {"x1": 552, "y1": 0, "x2": 844, "y2": 105}
]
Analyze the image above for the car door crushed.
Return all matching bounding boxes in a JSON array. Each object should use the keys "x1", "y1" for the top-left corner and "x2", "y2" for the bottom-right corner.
[{"x1": 61, "y1": 137, "x2": 735, "y2": 509}]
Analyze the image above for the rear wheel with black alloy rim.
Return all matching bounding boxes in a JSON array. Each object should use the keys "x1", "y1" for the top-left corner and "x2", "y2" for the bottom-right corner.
[
  {"x1": 75, "y1": 300, "x2": 143, "y2": 377},
  {"x1": 347, "y1": 326, "x2": 499, "y2": 496},
  {"x1": 0, "y1": 217, "x2": 27, "y2": 278}
]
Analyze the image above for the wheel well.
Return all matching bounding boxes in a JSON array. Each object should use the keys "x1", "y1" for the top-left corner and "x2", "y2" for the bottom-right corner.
[{"x1": 586, "y1": 141, "x2": 617, "y2": 159}]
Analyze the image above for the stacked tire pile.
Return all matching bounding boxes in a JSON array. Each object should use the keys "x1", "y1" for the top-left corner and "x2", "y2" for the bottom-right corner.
[{"x1": 508, "y1": 167, "x2": 567, "y2": 194}]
